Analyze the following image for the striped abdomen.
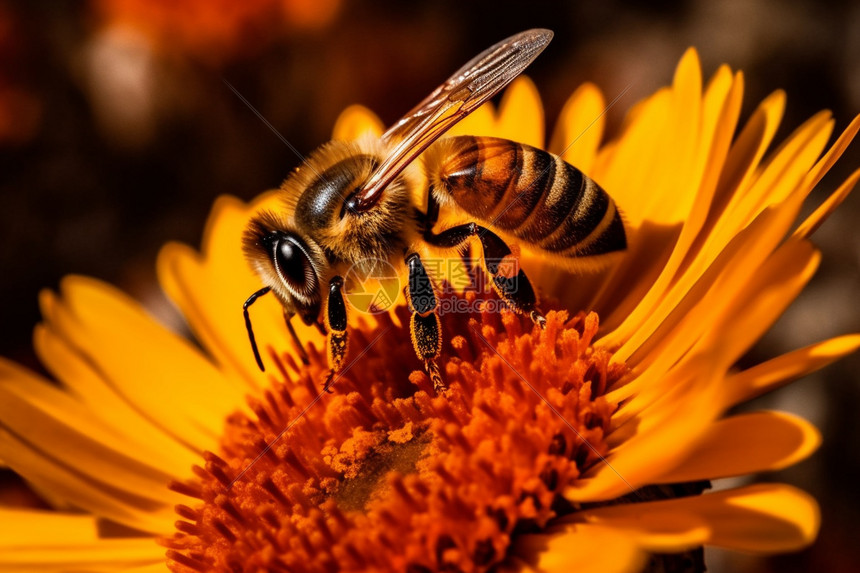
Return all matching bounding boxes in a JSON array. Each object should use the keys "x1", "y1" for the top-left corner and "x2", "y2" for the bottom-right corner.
[{"x1": 430, "y1": 135, "x2": 626, "y2": 258}]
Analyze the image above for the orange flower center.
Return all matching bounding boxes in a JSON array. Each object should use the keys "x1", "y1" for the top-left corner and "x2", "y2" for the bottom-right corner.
[{"x1": 162, "y1": 293, "x2": 624, "y2": 572}]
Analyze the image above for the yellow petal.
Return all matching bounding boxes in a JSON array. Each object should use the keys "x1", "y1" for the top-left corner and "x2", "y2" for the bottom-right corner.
[
  {"x1": 588, "y1": 66, "x2": 742, "y2": 335},
  {"x1": 697, "y1": 239, "x2": 819, "y2": 369},
  {"x1": 448, "y1": 77, "x2": 544, "y2": 143},
  {"x1": 39, "y1": 276, "x2": 246, "y2": 454},
  {"x1": 0, "y1": 508, "x2": 167, "y2": 573},
  {"x1": 793, "y1": 167, "x2": 860, "y2": 238},
  {"x1": 331, "y1": 104, "x2": 384, "y2": 140},
  {"x1": 0, "y1": 508, "x2": 101, "y2": 545},
  {"x1": 0, "y1": 434, "x2": 176, "y2": 534},
  {"x1": 646, "y1": 47, "x2": 703, "y2": 219},
  {"x1": 717, "y1": 111, "x2": 832, "y2": 244},
  {"x1": 597, "y1": 49, "x2": 703, "y2": 226},
  {"x1": 584, "y1": 54, "x2": 713, "y2": 334},
  {"x1": 594, "y1": 87, "x2": 672, "y2": 226},
  {"x1": 583, "y1": 218, "x2": 682, "y2": 338},
  {"x1": 548, "y1": 82, "x2": 605, "y2": 174},
  {"x1": 695, "y1": 67, "x2": 744, "y2": 205},
  {"x1": 687, "y1": 483, "x2": 822, "y2": 553},
  {"x1": 654, "y1": 66, "x2": 740, "y2": 281},
  {"x1": 631, "y1": 65, "x2": 739, "y2": 310},
  {"x1": 500, "y1": 82, "x2": 619, "y2": 307},
  {"x1": 608, "y1": 201, "x2": 811, "y2": 375},
  {"x1": 513, "y1": 523, "x2": 646, "y2": 573},
  {"x1": 0, "y1": 356, "x2": 178, "y2": 483},
  {"x1": 710, "y1": 89, "x2": 785, "y2": 219},
  {"x1": 0, "y1": 510, "x2": 162, "y2": 572},
  {"x1": 798, "y1": 113, "x2": 860, "y2": 194},
  {"x1": 722, "y1": 334, "x2": 860, "y2": 408},
  {"x1": 567, "y1": 483, "x2": 819, "y2": 554},
  {"x1": 584, "y1": 71, "x2": 699, "y2": 324},
  {"x1": 158, "y1": 195, "x2": 273, "y2": 386},
  {"x1": 604, "y1": 101, "x2": 828, "y2": 358},
  {"x1": 448, "y1": 101, "x2": 496, "y2": 138},
  {"x1": 491, "y1": 76, "x2": 544, "y2": 148},
  {"x1": 0, "y1": 359, "x2": 182, "y2": 493},
  {"x1": 603, "y1": 87, "x2": 779, "y2": 338},
  {"x1": 656, "y1": 411, "x2": 820, "y2": 483},
  {"x1": 662, "y1": 89, "x2": 786, "y2": 304},
  {"x1": 124, "y1": 563, "x2": 172, "y2": 573},
  {"x1": 551, "y1": 511, "x2": 711, "y2": 555},
  {"x1": 569, "y1": 356, "x2": 722, "y2": 502},
  {"x1": 0, "y1": 362, "x2": 179, "y2": 534},
  {"x1": 33, "y1": 323, "x2": 198, "y2": 477}
]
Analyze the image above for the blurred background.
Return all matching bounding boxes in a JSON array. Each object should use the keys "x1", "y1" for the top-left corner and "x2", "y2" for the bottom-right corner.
[{"x1": 1, "y1": 1, "x2": 858, "y2": 571}]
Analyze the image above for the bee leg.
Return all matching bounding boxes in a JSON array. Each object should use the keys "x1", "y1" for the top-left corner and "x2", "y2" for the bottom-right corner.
[
  {"x1": 284, "y1": 311, "x2": 310, "y2": 366},
  {"x1": 477, "y1": 227, "x2": 547, "y2": 329},
  {"x1": 323, "y1": 276, "x2": 348, "y2": 392},
  {"x1": 243, "y1": 285, "x2": 272, "y2": 372},
  {"x1": 405, "y1": 253, "x2": 447, "y2": 394},
  {"x1": 424, "y1": 223, "x2": 547, "y2": 329}
]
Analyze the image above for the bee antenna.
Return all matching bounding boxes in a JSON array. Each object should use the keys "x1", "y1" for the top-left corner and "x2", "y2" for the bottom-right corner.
[{"x1": 243, "y1": 286, "x2": 272, "y2": 372}]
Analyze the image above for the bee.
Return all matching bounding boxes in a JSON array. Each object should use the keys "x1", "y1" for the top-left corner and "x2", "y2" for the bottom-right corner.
[{"x1": 242, "y1": 29, "x2": 626, "y2": 393}]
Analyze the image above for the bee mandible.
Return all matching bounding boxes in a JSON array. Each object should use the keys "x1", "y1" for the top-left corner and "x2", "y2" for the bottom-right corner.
[{"x1": 242, "y1": 29, "x2": 626, "y2": 393}]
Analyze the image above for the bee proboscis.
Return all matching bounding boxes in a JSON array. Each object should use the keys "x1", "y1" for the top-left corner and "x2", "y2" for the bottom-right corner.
[{"x1": 242, "y1": 29, "x2": 626, "y2": 393}]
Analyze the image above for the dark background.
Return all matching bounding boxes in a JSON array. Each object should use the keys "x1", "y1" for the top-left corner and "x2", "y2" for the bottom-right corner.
[{"x1": 1, "y1": 1, "x2": 858, "y2": 571}]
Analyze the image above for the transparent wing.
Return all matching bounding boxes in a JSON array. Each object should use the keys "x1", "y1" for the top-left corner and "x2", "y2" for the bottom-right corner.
[{"x1": 347, "y1": 29, "x2": 553, "y2": 212}]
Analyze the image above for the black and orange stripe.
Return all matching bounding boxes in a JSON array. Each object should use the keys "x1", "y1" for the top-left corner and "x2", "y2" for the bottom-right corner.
[{"x1": 431, "y1": 135, "x2": 626, "y2": 258}]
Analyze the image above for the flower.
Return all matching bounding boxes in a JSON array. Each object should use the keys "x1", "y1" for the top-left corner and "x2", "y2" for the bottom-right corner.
[
  {"x1": 1, "y1": 48, "x2": 859, "y2": 572},
  {"x1": 91, "y1": 0, "x2": 342, "y2": 64}
]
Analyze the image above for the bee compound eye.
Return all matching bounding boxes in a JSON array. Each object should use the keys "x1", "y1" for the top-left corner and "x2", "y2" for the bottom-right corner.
[{"x1": 273, "y1": 236, "x2": 318, "y2": 295}]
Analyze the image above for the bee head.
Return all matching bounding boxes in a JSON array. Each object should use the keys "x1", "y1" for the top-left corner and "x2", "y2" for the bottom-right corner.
[{"x1": 242, "y1": 212, "x2": 324, "y2": 323}]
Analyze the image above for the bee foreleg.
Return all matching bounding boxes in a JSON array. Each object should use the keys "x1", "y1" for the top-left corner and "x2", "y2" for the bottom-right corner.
[
  {"x1": 405, "y1": 253, "x2": 447, "y2": 394},
  {"x1": 324, "y1": 276, "x2": 348, "y2": 392},
  {"x1": 243, "y1": 286, "x2": 272, "y2": 372},
  {"x1": 425, "y1": 223, "x2": 547, "y2": 329}
]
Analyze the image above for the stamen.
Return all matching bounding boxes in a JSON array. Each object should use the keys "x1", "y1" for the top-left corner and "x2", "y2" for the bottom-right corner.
[{"x1": 163, "y1": 296, "x2": 623, "y2": 572}]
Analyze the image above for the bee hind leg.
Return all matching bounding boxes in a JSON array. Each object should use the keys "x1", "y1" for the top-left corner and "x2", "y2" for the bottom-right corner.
[
  {"x1": 479, "y1": 228, "x2": 547, "y2": 329},
  {"x1": 405, "y1": 253, "x2": 447, "y2": 394},
  {"x1": 425, "y1": 222, "x2": 547, "y2": 329}
]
